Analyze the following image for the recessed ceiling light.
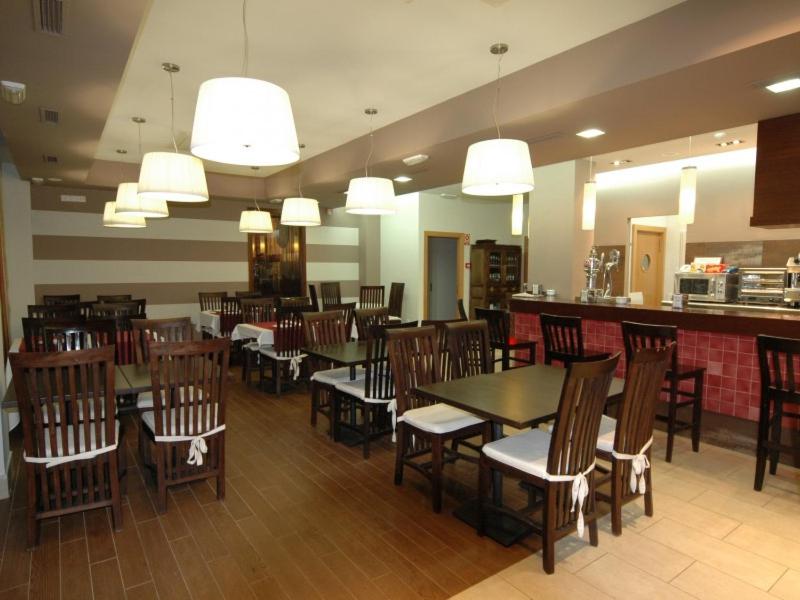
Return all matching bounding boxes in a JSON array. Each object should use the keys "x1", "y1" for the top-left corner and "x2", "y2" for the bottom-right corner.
[
  {"x1": 31, "y1": 177, "x2": 44, "y2": 185},
  {"x1": 47, "y1": 177, "x2": 62, "y2": 182},
  {"x1": 402, "y1": 153, "x2": 429, "y2": 166},
  {"x1": 610, "y1": 159, "x2": 631, "y2": 166},
  {"x1": 440, "y1": 193, "x2": 458, "y2": 199},
  {"x1": 713, "y1": 131, "x2": 726, "y2": 139},
  {"x1": 766, "y1": 78, "x2": 800, "y2": 94},
  {"x1": 576, "y1": 128, "x2": 605, "y2": 139},
  {"x1": 394, "y1": 175, "x2": 412, "y2": 183},
  {"x1": 269, "y1": 198, "x2": 283, "y2": 204},
  {"x1": 116, "y1": 149, "x2": 128, "y2": 155},
  {"x1": 717, "y1": 139, "x2": 745, "y2": 147}
]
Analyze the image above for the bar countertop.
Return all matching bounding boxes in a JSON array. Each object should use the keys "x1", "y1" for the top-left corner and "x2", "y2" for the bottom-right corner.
[{"x1": 509, "y1": 296, "x2": 800, "y2": 337}]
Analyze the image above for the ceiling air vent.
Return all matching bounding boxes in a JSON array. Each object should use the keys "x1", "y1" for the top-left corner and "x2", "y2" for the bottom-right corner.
[
  {"x1": 32, "y1": 0, "x2": 66, "y2": 35},
  {"x1": 42, "y1": 154, "x2": 58, "y2": 163},
  {"x1": 39, "y1": 107, "x2": 59, "y2": 124}
]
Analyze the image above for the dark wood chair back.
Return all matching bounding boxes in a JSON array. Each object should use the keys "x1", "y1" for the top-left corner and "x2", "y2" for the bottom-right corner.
[
  {"x1": 473, "y1": 307, "x2": 509, "y2": 349},
  {"x1": 96, "y1": 294, "x2": 132, "y2": 303},
  {"x1": 320, "y1": 282, "x2": 342, "y2": 309},
  {"x1": 308, "y1": 284, "x2": 321, "y2": 312},
  {"x1": 361, "y1": 321, "x2": 418, "y2": 401},
  {"x1": 42, "y1": 294, "x2": 81, "y2": 305},
  {"x1": 92, "y1": 315, "x2": 140, "y2": 365},
  {"x1": 274, "y1": 308, "x2": 307, "y2": 358},
  {"x1": 240, "y1": 298, "x2": 274, "y2": 324},
  {"x1": 386, "y1": 325, "x2": 442, "y2": 417},
  {"x1": 541, "y1": 313, "x2": 587, "y2": 365},
  {"x1": 22, "y1": 318, "x2": 84, "y2": 352},
  {"x1": 10, "y1": 346, "x2": 119, "y2": 536},
  {"x1": 132, "y1": 317, "x2": 194, "y2": 364},
  {"x1": 388, "y1": 282, "x2": 404, "y2": 318},
  {"x1": 548, "y1": 353, "x2": 620, "y2": 530},
  {"x1": 445, "y1": 320, "x2": 492, "y2": 379},
  {"x1": 279, "y1": 296, "x2": 312, "y2": 309},
  {"x1": 359, "y1": 285, "x2": 385, "y2": 309},
  {"x1": 219, "y1": 297, "x2": 242, "y2": 337},
  {"x1": 326, "y1": 302, "x2": 356, "y2": 340},
  {"x1": 757, "y1": 334, "x2": 800, "y2": 405},
  {"x1": 457, "y1": 298, "x2": 469, "y2": 321},
  {"x1": 75, "y1": 302, "x2": 94, "y2": 319},
  {"x1": 43, "y1": 319, "x2": 117, "y2": 352},
  {"x1": 28, "y1": 304, "x2": 82, "y2": 320},
  {"x1": 621, "y1": 321, "x2": 679, "y2": 374},
  {"x1": 355, "y1": 307, "x2": 389, "y2": 340},
  {"x1": 421, "y1": 318, "x2": 464, "y2": 380},
  {"x1": 235, "y1": 291, "x2": 261, "y2": 299},
  {"x1": 198, "y1": 292, "x2": 227, "y2": 311},
  {"x1": 302, "y1": 310, "x2": 348, "y2": 348},
  {"x1": 91, "y1": 302, "x2": 140, "y2": 318}
]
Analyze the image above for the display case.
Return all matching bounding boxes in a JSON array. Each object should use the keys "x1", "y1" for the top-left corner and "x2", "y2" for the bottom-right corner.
[
  {"x1": 469, "y1": 240, "x2": 522, "y2": 315},
  {"x1": 247, "y1": 219, "x2": 306, "y2": 298}
]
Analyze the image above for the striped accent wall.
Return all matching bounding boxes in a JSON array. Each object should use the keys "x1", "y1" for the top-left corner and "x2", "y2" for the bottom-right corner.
[{"x1": 306, "y1": 224, "x2": 360, "y2": 303}]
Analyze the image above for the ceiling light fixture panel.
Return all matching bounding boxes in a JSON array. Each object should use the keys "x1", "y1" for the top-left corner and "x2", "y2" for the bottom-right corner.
[
  {"x1": 393, "y1": 175, "x2": 412, "y2": 183},
  {"x1": 766, "y1": 78, "x2": 800, "y2": 93},
  {"x1": 577, "y1": 128, "x2": 605, "y2": 139}
]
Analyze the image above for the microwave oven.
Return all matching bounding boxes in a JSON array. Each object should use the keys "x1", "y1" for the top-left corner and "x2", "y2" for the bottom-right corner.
[{"x1": 674, "y1": 272, "x2": 739, "y2": 303}]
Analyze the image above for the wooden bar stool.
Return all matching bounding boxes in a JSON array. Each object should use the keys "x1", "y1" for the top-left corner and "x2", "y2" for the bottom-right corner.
[
  {"x1": 621, "y1": 321, "x2": 704, "y2": 462},
  {"x1": 540, "y1": 313, "x2": 610, "y2": 366},
  {"x1": 754, "y1": 335, "x2": 800, "y2": 490}
]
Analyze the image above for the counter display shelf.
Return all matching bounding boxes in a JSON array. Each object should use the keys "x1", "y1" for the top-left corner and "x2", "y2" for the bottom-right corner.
[{"x1": 509, "y1": 298, "x2": 800, "y2": 425}]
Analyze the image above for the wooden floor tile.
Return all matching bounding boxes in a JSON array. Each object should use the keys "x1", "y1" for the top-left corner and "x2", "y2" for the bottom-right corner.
[
  {"x1": 769, "y1": 569, "x2": 800, "y2": 600},
  {"x1": 136, "y1": 518, "x2": 191, "y2": 600},
  {"x1": 0, "y1": 509, "x2": 31, "y2": 591},
  {"x1": 89, "y1": 558, "x2": 125, "y2": 600},
  {"x1": 29, "y1": 521, "x2": 60, "y2": 600},
  {"x1": 111, "y1": 504, "x2": 151, "y2": 589},
  {"x1": 207, "y1": 555, "x2": 257, "y2": 600},
  {"x1": 670, "y1": 561, "x2": 775, "y2": 600},
  {"x1": 170, "y1": 535, "x2": 223, "y2": 600},
  {"x1": 123, "y1": 581, "x2": 158, "y2": 600},
  {"x1": 84, "y1": 508, "x2": 116, "y2": 564},
  {"x1": 576, "y1": 553, "x2": 695, "y2": 600},
  {"x1": 59, "y1": 538, "x2": 92, "y2": 600}
]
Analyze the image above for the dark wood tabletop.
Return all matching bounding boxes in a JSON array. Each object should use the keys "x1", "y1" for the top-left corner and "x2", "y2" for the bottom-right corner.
[
  {"x1": 415, "y1": 364, "x2": 624, "y2": 430},
  {"x1": 116, "y1": 363, "x2": 152, "y2": 394},
  {"x1": 1, "y1": 365, "x2": 134, "y2": 409},
  {"x1": 302, "y1": 341, "x2": 368, "y2": 367}
]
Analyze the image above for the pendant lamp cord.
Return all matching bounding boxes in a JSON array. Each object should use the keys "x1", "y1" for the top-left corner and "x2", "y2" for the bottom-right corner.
[
  {"x1": 298, "y1": 144, "x2": 304, "y2": 197},
  {"x1": 493, "y1": 51, "x2": 504, "y2": 139},
  {"x1": 689, "y1": 135, "x2": 693, "y2": 159},
  {"x1": 589, "y1": 155, "x2": 593, "y2": 182},
  {"x1": 167, "y1": 69, "x2": 179, "y2": 153},
  {"x1": 137, "y1": 121, "x2": 143, "y2": 160},
  {"x1": 365, "y1": 112, "x2": 374, "y2": 177},
  {"x1": 241, "y1": 0, "x2": 249, "y2": 76}
]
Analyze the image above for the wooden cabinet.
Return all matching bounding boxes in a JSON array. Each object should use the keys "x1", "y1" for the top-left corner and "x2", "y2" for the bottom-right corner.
[
  {"x1": 750, "y1": 112, "x2": 800, "y2": 228},
  {"x1": 469, "y1": 241, "x2": 522, "y2": 315},
  {"x1": 247, "y1": 219, "x2": 306, "y2": 297}
]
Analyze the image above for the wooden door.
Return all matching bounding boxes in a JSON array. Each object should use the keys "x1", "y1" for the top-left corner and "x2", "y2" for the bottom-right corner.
[{"x1": 630, "y1": 225, "x2": 665, "y2": 307}]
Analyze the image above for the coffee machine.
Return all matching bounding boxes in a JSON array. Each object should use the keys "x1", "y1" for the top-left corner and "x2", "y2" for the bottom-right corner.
[
  {"x1": 582, "y1": 246, "x2": 604, "y2": 301},
  {"x1": 785, "y1": 254, "x2": 800, "y2": 307}
]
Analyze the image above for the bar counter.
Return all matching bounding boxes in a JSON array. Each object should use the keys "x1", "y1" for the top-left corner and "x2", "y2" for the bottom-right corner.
[{"x1": 509, "y1": 297, "x2": 800, "y2": 423}]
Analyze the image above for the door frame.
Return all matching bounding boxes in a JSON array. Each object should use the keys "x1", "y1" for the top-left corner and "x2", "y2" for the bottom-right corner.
[
  {"x1": 630, "y1": 224, "x2": 666, "y2": 306},
  {"x1": 423, "y1": 231, "x2": 464, "y2": 320}
]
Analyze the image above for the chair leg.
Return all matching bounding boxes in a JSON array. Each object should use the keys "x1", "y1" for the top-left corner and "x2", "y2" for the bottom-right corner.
[
  {"x1": 501, "y1": 347, "x2": 510, "y2": 371},
  {"x1": 542, "y1": 488, "x2": 556, "y2": 575},
  {"x1": 110, "y1": 456, "x2": 123, "y2": 532},
  {"x1": 665, "y1": 381, "x2": 678, "y2": 463},
  {"x1": 430, "y1": 436, "x2": 444, "y2": 513},
  {"x1": 691, "y1": 373, "x2": 703, "y2": 452},
  {"x1": 394, "y1": 423, "x2": 406, "y2": 485},
  {"x1": 610, "y1": 460, "x2": 623, "y2": 536},
  {"x1": 588, "y1": 519, "x2": 599, "y2": 546},
  {"x1": 769, "y1": 398, "x2": 782, "y2": 475},
  {"x1": 644, "y1": 451, "x2": 654, "y2": 517},
  {"x1": 754, "y1": 399, "x2": 770, "y2": 491},
  {"x1": 363, "y1": 404, "x2": 371, "y2": 459},
  {"x1": 310, "y1": 381, "x2": 319, "y2": 427}
]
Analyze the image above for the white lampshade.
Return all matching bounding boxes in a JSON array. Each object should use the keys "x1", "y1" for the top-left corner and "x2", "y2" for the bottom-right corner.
[
  {"x1": 511, "y1": 194, "x2": 524, "y2": 236},
  {"x1": 103, "y1": 201, "x2": 146, "y2": 228},
  {"x1": 345, "y1": 177, "x2": 396, "y2": 215},
  {"x1": 581, "y1": 181, "x2": 597, "y2": 231},
  {"x1": 138, "y1": 152, "x2": 209, "y2": 203},
  {"x1": 239, "y1": 209, "x2": 273, "y2": 233},
  {"x1": 462, "y1": 138, "x2": 534, "y2": 196},
  {"x1": 114, "y1": 182, "x2": 169, "y2": 218},
  {"x1": 679, "y1": 166, "x2": 697, "y2": 225},
  {"x1": 191, "y1": 77, "x2": 299, "y2": 167},
  {"x1": 281, "y1": 197, "x2": 321, "y2": 227}
]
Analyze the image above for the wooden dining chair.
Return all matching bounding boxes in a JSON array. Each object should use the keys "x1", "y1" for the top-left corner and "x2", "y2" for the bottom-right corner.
[
  {"x1": 132, "y1": 317, "x2": 194, "y2": 365},
  {"x1": 621, "y1": 321, "x2": 704, "y2": 462},
  {"x1": 354, "y1": 307, "x2": 390, "y2": 340},
  {"x1": 335, "y1": 322, "x2": 417, "y2": 458},
  {"x1": 445, "y1": 320, "x2": 492, "y2": 379},
  {"x1": 234, "y1": 290, "x2": 261, "y2": 299},
  {"x1": 474, "y1": 307, "x2": 536, "y2": 371},
  {"x1": 22, "y1": 317, "x2": 84, "y2": 352},
  {"x1": 259, "y1": 307, "x2": 308, "y2": 396},
  {"x1": 240, "y1": 298, "x2": 276, "y2": 384},
  {"x1": 326, "y1": 302, "x2": 356, "y2": 340},
  {"x1": 754, "y1": 335, "x2": 800, "y2": 490},
  {"x1": 388, "y1": 282, "x2": 404, "y2": 318},
  {"x1": 540, "y1": 313, "x2": 610, "y2": 366},
  {"x1": 421, "y1": 318, "x2": 464, "y2": 381},
  {"x1": 457, "y1": 298, "x2": 469, "y2": 321},
  {"x1": 478, "y1": 353, "x2": 620, "y2": 573},
  {"x1": 308, "y1": 284, "x2": 321, "y2": 312},
  {"x1": 387, "y1": 326, "x2": 490, "y2": 513},
  {"x1": 140, "y1": 338, "x2": 230, "y2": 513},
  {"x1": 595, "y1": 344, "x2": 673, "y2": 535},
  {"x1": 28, "y1": 303, "x2": 82, "y2": 320},
  {"x1": 198, "y1": 291, "x2": 227, "y2": 312},
  {"x1": 76, "y1": 301, "x2": 95, "y2": 320},
  {"x1": 10, "y1": 345, "x2": 125, "y2": 546},
  {"x1": 279, "y1": 296, "x2": 312, "y2": 309},
  {"x1": 359, "y1": 285, "x2": 385, "y2": 309},
  {"x1": 42, "y1": 294, "x2": 81, "y2": 305},
  {"x1": 219, "y1": 297, "x2": 242, "y2": 337},
  {"x1": 42, "y1": 319, "x2": 117, "y2": 352},
  {"x1": 96, "y1": 294, "x2": 133, "y2": 303},
  {"x1": 320, "y1": 282, "x2": 342, "y2": 309},
  {"x1": 303, "y1": 310, "x2": 360, "y2": 436},
  {"x1": 91, "y1": 302, "x2": 141, "y2": 318}
]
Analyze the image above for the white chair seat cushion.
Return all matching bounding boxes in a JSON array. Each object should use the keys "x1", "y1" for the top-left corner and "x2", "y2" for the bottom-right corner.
[
  {"x1": 334, "y1": 377, "x2": 392, "y2": 404},
  {"x1": 136, "y1": 386, "x2": 203, "y2": 410},
  {"x1": 401, "y1": 403, "x2": 484, "y2": 434},
  {"x1": 40, "y1": 419, "x2": 120, "y2": 458},
  {"x1": 312, "y1": 366, "x2": 365, "y2": 385},
  {"x1": 482, "y1": 428, "x2": 553, "y2": 477},
  {"x1": 596, "y1": 415, "x2": 617, "y2": 453},
  {"x1": 142, "y1": 405, "x2": 219, "y2": 436},
  {"x1": 259, "y1": 349, "x2": 307, "y2": 361}
]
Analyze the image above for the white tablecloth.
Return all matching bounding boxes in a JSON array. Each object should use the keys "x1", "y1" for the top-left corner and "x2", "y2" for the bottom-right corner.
[
  {"x1": 231, "y1": 323, "x2": 274, "y2": 347},
  {"x1": 198, "y1": 310, "x2": 220, "y2": 336},
  {"x1": 4, "y1": 338, "x2": 22, "y2": 431}
]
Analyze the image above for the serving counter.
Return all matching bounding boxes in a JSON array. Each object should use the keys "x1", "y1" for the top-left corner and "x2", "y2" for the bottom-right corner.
[{"x1": 509, "y1": 297, "x2": 800, "y2": 423}]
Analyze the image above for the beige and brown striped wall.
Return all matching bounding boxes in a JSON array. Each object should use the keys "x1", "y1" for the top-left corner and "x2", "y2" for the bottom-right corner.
[{"x1": 6, "y1": 182, "x2": 378, "y2": 337}]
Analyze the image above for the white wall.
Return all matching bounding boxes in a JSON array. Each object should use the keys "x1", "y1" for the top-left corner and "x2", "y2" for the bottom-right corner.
[{"x1": 380, "y1": 192, "x2": 420, "y2": 321}]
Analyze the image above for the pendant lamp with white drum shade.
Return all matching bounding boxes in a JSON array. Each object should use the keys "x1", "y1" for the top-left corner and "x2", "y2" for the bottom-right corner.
[
  {"x1": 511, "y1": 194, "x2": 524, "y2": 236},
  {"x1": 679, "y1": 137, "x2": 697, "y2": 225},
  {"x1": 346, "y1": 108, "x2": 395, "y2": 215},
  {"x1": 239, "y1": 167, "x2": 273, "y2": 233},
  {"x1": 281, "y1": 144, "x2": 321, "y2": 226},
  {"x1": 115, "y1": 117, "x2": 169, "y2": 218},
  {"x1": 581, "y1": 156, "x2": 596, "y2": 231},
  {"x1": 103, "y1": 201, "x2": 145, "y2": 228},
  {"x1": 137, "y1": 63, "x2": 209, "y2": 203},
  {"x1": 191, "y1": 0, "x2": 299, "y2": 167},
  {"x1": 462, "y1": 44, "x2": 534, "y2": 197}
]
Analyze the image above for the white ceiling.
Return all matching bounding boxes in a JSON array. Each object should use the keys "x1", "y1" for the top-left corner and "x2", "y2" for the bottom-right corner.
[{"x1": 95, "y1": 0, "x2": 682, "y2": 177}]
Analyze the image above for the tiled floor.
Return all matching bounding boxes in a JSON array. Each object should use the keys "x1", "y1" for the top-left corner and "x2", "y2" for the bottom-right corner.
[{"x1": 0, "y1": 370, "x2": 798, "y2": 600}]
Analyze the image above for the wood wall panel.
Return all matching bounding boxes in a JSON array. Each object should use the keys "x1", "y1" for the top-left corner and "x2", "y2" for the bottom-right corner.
[{"x1": 750, "y1": 112, "x2": 800, "y2": 228}]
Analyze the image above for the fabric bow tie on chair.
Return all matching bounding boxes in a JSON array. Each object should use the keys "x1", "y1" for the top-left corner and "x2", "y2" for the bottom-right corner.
[{"x1": 612, "y1": 437, "x2": 653, "y2": 494}]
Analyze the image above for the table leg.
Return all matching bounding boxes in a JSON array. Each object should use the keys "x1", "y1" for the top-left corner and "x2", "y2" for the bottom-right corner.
[
  {"x1": 349, "y1": 365, "x2": 356, "y2": 380},
  {"x1": 491, "y1": 422, "x2": 503, "y2": 506}
]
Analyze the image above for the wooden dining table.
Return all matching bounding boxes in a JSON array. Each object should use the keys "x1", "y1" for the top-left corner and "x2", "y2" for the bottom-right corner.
[
  {"x1": 415, "y1": 363, "x2": 624, "y2": 546},
  {"x1": 302, "y1": 341, "x2": 368, "y2": 380}
]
